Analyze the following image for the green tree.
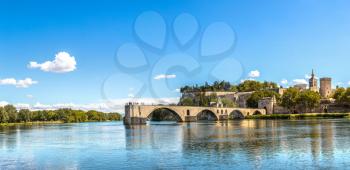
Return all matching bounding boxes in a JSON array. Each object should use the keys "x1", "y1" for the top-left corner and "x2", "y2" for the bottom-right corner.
[
  {"x1": 18, "y1": 109, "x2": 31, "y2": 122},
  {"x1": 247, "y1": 90, "x2": 279, "y2": 108},
  {"x1": 0, "y1": 107, "x2": 9, "y2": 123},
  {"x1": 5, "y1": 105, "x2": 18, "y2": 123},
  {"x1": 180, "y1": 97, "x2": 194, "y2": 106},
  {"x1": 108, "y1": 113, "x2": 122, "y2": 121},
  {"x1": 297, "y1": 90, "x2": 321, "y2": 113},
  {"x1": 237, "y1": 80, "x2": 262, "y2": 92},
  {"x1": 333, "y1": 87, "x2": 345, "y2": 103},
  {"x1": 86, "y1": 110, "x2": 102, "y2": 121},
  {"x1": 221, "y1": 98, "x2": 235, "y2": 107},
  {"x1": 340, "y1": 88, "x2": 350, "y2": 105},
  {"x1": 281, "y1": 88, "x2": 300, "y2": 113}
]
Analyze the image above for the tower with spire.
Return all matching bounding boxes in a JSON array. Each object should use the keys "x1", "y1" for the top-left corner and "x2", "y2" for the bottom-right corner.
[{"x1": 309, "y1": 69, "x2": 318, "y2": 92}]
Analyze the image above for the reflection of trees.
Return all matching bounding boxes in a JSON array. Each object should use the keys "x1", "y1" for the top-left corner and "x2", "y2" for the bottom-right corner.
[
  {"x1": 181, "y1": 120, "x2": 281, "y2": 168},
  {"x1": 0, "y1": 125, "x2": 49, "y2": 149},
  {"x1": 124, "y1": 119, "x2": 340, "y2": 168}
]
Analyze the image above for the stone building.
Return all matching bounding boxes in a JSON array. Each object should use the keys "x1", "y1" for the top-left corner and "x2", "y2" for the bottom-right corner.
[
  {"x1": 180, "y1": 91, "x2": 253, "y2": 108},
  {"x1": 258, "y1": 96, "x2": 276, "y2": 114},
  {"x1": 320, "y1": 77, "x2": 332, "y2": 98},
  {"x1": 294, "y1": 84, "x2": 307, "y2": 91},
  {"x1": 309, "y1": 69, "x2": 318, "y2": 92}
]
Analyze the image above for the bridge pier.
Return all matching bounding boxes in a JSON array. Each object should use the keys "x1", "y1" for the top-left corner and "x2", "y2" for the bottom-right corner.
[
  {"x1": 219, "y1": 115, "x2": 228, "y2": 121},
  {"x1": 123, "y1": 117, "x2": 147, "y2": 125},
  {"x1": 184, "y1": 116, "x2": 197, "y2": 122}
]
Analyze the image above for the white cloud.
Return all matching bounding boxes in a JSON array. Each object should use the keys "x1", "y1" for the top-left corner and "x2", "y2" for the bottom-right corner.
[
  {"x1": 248, "y1": 70, "x2": 260, "y2": 78},
  {"x1": 0, "y1": 101, "x2": 9, "y2": 107},
  {"x1": 0, "y1": 78, "x2": 38, "y2": 88},
  {"x1": 28, "y1": 51, "x2": 77, "y2": 73},
  {"x1": 280, "y1": 79, "x2": 288, "y2": 85},
  {"x1": 348, "y1": 81, "x2": 350, "y2": 85},
  {"x1": 16, "y1": 78, "x2": 38, "y2": 88},
  {"x1": 0, "y1": 97, "x2": 180, "y2": 114},
  {"x1": 292, "y1": 79, "x2": 308, "y2": 85},
  {"x1": 154, "y1": 74, "x2": 176, "y2": 80},
  {"x1": 174, "y1": 88, "x2": 180, "y2": 93}
]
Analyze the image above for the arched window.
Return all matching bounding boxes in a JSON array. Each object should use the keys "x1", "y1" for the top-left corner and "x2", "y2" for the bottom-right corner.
[{"x1": 187, "y1": 110, "x2": 190, "y2": 116}]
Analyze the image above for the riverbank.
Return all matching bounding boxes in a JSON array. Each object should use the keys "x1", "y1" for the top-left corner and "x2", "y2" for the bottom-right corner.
[
  {"x1": 0, "y1": 120, "x2": 125, "y2": 127},
  {"x1": 246, "y1": 113, "x2": 350, "y2": 119},
  {"x1": 0, "y1": 121, "x2": 64, "y2": 127}
]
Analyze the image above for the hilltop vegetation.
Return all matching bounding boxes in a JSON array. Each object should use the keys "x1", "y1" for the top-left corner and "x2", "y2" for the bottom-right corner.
[
  {"x1": 179, "y1": 80, "x2": 343, "y2": 114},
  {"x1": 180, "y1": 80, "x2": 279, "y2": 93},
  {"x1": 0, "y1": 105, "x2": 122, "y2": 124},
  {"x1": 180, "y1": 80, "x2": 280, "y2": 107}
]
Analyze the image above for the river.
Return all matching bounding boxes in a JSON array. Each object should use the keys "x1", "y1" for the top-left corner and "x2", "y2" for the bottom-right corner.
[{"x1": 1, "y1": 119, "x2": 350, "y2": 169}]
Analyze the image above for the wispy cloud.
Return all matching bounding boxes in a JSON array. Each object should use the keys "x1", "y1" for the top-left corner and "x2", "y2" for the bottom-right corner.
[
  {"x1": 0, "y1": 78, "x2": 38, "y2": 88},
  {"x1": 292, "y1": 79, "x2": 308, "y2": 85},
  {"x1": 28, "y1": 51, "x2": 77, "y2": 73},
  {"x1": 0, "y1": 97, "x2": 180, "y2": 114},
  {"x1": 154, "y1": 74, "x2": 176, "y2": 80},
  {"x1": 26, "y1": 94, "x2": 34, "y2": 99}
]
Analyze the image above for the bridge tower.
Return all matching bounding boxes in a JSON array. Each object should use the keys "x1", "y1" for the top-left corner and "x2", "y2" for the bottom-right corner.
[{"x1": 123, "y1": 103, "x2": 147, "y2": 125}]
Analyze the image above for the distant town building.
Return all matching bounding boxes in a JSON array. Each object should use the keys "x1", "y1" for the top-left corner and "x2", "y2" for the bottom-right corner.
[
  {"x1": 294, "y1": 84, "x2": 307, "y2": 91},
  {"x1": 309, "y1": 69, "x2": 318, "y2": 92},
  {"x1": 271, "y1": 87, "x2": 287, "y2": 95},
  {"x1": 320, "y1": 77, "x2": 332, "y2": 98}
]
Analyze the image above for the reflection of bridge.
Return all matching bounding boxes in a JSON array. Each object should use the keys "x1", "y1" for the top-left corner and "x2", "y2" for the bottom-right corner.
[{"x1": 124, "y1": 103, "x2": 266, "y2": 125}]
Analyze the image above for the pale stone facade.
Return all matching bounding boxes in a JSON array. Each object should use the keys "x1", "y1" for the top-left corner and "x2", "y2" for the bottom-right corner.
[
  {"x1": 181, "y1": 91, "x2": 253, "y2": 108},
  {"x1": 320, "y1": 77, "x2": 332, "y2": 98},
  {"x1": 309, "y1": 69, "x2": 318, "y2": 92},
  {"x1": 258, "y1": 97, "x2": 274, "y2": 114}
]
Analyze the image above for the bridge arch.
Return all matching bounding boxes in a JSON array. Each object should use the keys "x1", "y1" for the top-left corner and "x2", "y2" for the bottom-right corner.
[
  {"x1": 253, "y1": 110, "x2": 262, "y2": 115},
  {"x1": 196, "y1": 109, "x2": 218, "y2": 121},
  {"x1": 147, "y1": 107, "x2": 183, "y2": 122},
  {"x1": 229, "y1": 110, "x2": 245, "y2": 119}
]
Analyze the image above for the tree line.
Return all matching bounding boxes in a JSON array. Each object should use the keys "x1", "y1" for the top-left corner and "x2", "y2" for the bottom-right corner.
[
  {"x1": 0, "y1": 105, "x2": 122, "y2": 124},
  {"x1": 333, "y1": 87, "x2": 350, "y2": 105},
  {"x1": 180, "y1": 80, "x2": 279, "y2": 93},
  {"x1": 246, "y1": 87, "x2": 321, "y2": 113}
]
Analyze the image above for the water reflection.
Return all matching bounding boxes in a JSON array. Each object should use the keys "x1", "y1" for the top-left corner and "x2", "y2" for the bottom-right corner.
[
  {"x1": 2, "y1": 119, "x2": 350, "y2": 169},
  {"x1": 124, "y1": 119, "x2": 350, "y2": 169}
]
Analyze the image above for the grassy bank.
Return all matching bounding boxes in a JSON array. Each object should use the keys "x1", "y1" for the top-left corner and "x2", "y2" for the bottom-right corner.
[
  {"x1": 0, "y1": 121, "x2": 64, "y2": 127},
  {"x1": 246, "y1": 113, "x2": 350, "y2": 120}
]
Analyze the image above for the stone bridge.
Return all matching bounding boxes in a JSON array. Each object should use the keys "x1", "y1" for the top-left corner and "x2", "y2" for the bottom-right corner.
[{"x1": 124, "y1": 103, "x2": 267, "y2": 125}]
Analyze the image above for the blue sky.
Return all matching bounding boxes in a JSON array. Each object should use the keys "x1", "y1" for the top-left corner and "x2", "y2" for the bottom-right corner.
[{"x1": 1, "y1": 0, "x2": 350, "y2": 112}]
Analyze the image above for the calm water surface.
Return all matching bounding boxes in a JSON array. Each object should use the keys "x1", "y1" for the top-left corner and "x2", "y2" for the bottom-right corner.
[{"x1": 1, "y1": 119, "x2": 350, "y2": 169}]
